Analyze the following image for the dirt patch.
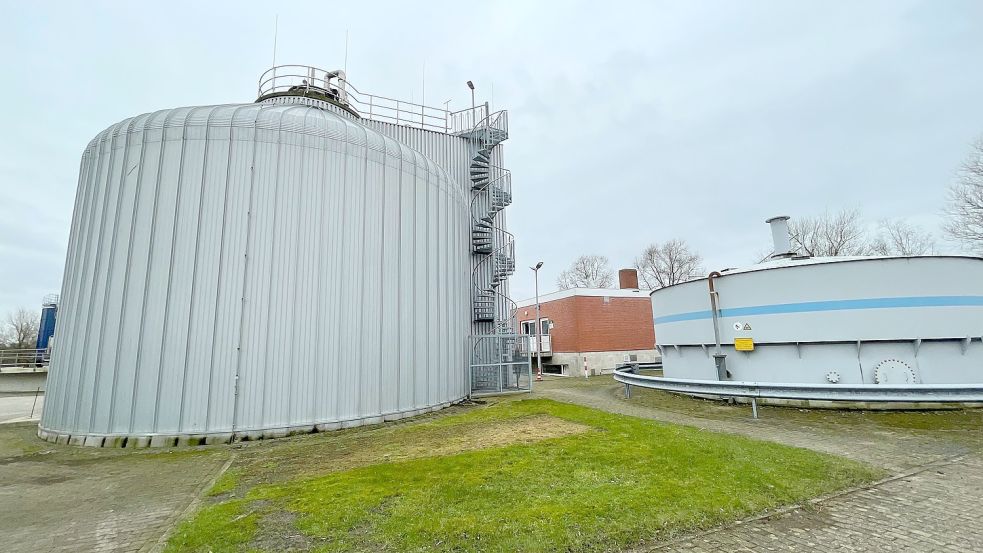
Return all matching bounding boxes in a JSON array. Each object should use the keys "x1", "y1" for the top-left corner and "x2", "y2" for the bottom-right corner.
[
  {"x1": 249, "y1": 505, "x2": 319, "y2": 552},
  {"x1": 29, "y1": 474, "x2": 72, "y2": 486},
  {"x1": 394, "y1": 414, "x2": 590, "y2": 460},
  {"x1": 224, "y1": 414, "x2": 592, "y2": 494}
]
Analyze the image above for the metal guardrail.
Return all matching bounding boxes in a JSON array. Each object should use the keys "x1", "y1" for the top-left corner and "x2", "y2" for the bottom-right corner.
[
  {"x1": 613, "y1": 366, "x2": 983, "y2": 403},
  {"x1": 0, "y1": 348, "x2": 50, "y2": 369},
  {"x1": 257, "y1": 65, "x2": 490, "y2": 134}
]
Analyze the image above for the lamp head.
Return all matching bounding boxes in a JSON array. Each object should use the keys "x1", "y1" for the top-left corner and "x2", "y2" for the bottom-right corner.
[{"x1": 466, "y1": 80, "x2": 475, "y2": 90}]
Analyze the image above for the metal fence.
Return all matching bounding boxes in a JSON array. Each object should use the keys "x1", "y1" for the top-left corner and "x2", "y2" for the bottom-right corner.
[
  {"x1": 0, "y1": 348, "x2": 50, "y2": 369},
  {"x1": 470, "y1": 334, "x2": 532, "y2": 395}
]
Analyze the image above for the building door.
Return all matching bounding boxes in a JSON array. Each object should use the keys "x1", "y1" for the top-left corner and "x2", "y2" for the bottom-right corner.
[
  {"x1": 520, "y1": 319, "x2": 552, "y2": 354},
  {"x1": 538, "y1": 318, "x2": 552, "y2": 353}
]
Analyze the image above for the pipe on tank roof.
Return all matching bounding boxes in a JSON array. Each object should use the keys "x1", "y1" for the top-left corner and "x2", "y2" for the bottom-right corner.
[{"x1": 766, "y1": 215, "x2": 795, "y2": 258}]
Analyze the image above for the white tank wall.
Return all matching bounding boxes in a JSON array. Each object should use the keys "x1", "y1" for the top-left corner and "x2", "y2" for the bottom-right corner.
[
  {"x1": 40, "y1": 103, "x2": 472, "y2": 445},
  {"x1": 361, "y1": 118, "x2": 509, "y2": 336},
  {"x1": 652, "y1": 256, "x2": 983, "y2": 385}
]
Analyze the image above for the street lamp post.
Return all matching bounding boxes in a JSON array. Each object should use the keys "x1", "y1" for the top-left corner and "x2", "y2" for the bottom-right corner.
[
  {"x1": 466, "y1": 80, "x2": 475, "y2": 113},
  {"x1": 531, "y1": 261, "x2": 544, "y2": 382}
]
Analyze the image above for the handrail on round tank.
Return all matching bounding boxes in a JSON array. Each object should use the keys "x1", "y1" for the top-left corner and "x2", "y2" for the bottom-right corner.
[
  {"x1": 256, "y1": 64, "x2": 488, "y2": 134},
  {"x1": 614, "y1": 365, "x2": 983, "y2": 404}
]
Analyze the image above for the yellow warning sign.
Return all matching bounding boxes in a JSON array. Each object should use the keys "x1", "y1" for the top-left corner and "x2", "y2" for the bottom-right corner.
[{"x1": 734, "y1": 338, "x2": 755, "y2": 351}]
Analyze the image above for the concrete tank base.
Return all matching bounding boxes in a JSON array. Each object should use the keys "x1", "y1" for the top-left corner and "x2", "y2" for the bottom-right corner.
[{"x1": 36, "y1": 400, "x2": 455, "y2": 448}]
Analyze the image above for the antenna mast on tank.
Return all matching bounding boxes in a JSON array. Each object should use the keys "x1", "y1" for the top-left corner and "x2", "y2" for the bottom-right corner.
[{"x1": 272, "y1": 15, "x2": 279, "y2": 66}]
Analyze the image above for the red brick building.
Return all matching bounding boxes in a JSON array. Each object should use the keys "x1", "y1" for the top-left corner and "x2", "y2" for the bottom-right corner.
[{"x1": 516, "y1": 269, "x2": 659, "y2": 376}]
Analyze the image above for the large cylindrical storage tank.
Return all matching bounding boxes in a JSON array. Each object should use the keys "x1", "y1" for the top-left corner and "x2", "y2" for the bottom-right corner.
[
  {"x1": 652, "y1": 256, "x2": 983, "y2": 387},
  {"x1": 40, "y1": 102, "x2": 470, "y2": 447}
]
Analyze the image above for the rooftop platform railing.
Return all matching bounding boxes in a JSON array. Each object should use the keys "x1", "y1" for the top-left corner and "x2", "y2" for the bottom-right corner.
[{"x1": 257, "y1": 65, "x2": 494, "y2": 134}]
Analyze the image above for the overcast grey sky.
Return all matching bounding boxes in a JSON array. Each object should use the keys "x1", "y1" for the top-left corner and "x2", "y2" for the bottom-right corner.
[{"x1": 1, "y1": 0, "x2": 982, "y2": 316}]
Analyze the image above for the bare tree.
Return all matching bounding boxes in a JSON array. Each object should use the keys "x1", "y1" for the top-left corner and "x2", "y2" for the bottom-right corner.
[
  {"x1": 634, "y1": 239, "x2": 704, "y2": 289},
  {"x1": 556, "y1": 255, "x2": 614, "y2": 289},
  {"x1": 788, "y1": 208, "x2": 871, "y2": 257},
  {"x1": 5, "y1": 308, "x2": 39, "y2": 349},
  {"x1": 943, "y1": 137, "x2": 983, "y2": 253},
  {"x1": 869, "y1": 219, "x2": 935, "y2": 256}
]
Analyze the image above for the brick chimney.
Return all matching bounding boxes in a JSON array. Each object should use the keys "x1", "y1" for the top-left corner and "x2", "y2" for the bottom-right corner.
[{"x1": 618, "y1": 268, "x2": 639, "y2": 290}]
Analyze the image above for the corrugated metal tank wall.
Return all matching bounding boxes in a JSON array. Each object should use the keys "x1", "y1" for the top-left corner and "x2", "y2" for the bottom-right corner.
[
  {"x1": 361, "y1": 119, "x2": 509, "y2": 336},
  {"x1": 40, "y1": 103, "x2": 471, "y2": 446}
]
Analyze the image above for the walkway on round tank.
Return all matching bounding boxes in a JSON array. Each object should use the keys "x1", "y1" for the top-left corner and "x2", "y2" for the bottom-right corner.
[{"x1": 534, "y1": 376, "x2": 983, "y2": 552}]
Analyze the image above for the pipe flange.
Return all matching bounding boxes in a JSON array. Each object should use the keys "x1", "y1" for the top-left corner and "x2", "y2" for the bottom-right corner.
[
  {"x1": 874, "y1": 359, "x2": 919, "y2": 384},
  {"x1": 825, "y1": 371, "x2": 841, "y2": 384}
]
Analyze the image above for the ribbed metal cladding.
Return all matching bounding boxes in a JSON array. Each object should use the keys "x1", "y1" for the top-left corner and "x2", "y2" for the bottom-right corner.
[
  {"x1": 40, "y1": 103, "x2": 471, "y2": 447},
  {"x1": 359, "y1": 119, "x2": 508, "y2": 337}
]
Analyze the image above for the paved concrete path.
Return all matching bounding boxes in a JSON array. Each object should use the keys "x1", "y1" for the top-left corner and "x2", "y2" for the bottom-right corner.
[
  {"x1": 0, "y1": 422, "x2": 229, "y2": 553},
  {"x1": 662, "y1": 455, "x2": 983, "y2": 552},
  {"x1": 0, "y1": 393, "x2": 44, "y2": 423},
  {"x1": 535, "y1": 377, "x2": 983, "y2": 552}
]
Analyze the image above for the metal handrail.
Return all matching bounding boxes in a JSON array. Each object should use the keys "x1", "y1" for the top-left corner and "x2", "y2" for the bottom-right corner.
[
  {"x1": 449, "y1": 105, "x2": 490, "y2": 134},
  {"x1": 469, "y1": 168, "x2": 512, "y2": 220},
  {"x1": 0, "y1": 348, "x2": 51, "y2": 369},
  {"x1": 470, "y1": 232, "x2": 517, "y2": 329},
  {"x1": 257, "y1": 65, "x2": 486, "y2": 133},
  {"x1": 613, "y1": 366, "x2": 983, "y2": 403},
  {"x1": 466, "y1": 108, "x2": 514, "y2": 334},
  {"x1": 469, "y1": 109, "x2": 508, "y2": 137}
]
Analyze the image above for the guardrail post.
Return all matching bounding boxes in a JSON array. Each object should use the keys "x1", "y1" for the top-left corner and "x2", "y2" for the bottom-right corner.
[
  {"x1": 31, "y1": 387, "x2": 41, "y2": 418},
  {"x1": 751, "y1": 398, "x2": 758, "y2": 419},
  {"x1": 624, "y1": 383, "x2": 631, "y2": 399}
]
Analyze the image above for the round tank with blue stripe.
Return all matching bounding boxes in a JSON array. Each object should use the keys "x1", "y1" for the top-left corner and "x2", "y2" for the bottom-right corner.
[{"x1": 651, "y1": 255, "x2": 983, "y2": 385}]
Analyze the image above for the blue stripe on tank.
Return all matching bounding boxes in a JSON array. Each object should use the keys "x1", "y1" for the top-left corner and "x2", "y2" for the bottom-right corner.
[{"x1": 653, "y1": 295, "x2": 983, "y2": 325}]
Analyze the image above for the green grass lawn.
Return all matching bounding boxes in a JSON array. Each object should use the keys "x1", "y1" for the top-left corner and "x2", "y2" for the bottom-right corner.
[
  {"x1": 166, "y1": 399, "x2": 882, "y2": 552},
  {"x1": 622, "y1": 384, "x2": 983, "y2": 450}
]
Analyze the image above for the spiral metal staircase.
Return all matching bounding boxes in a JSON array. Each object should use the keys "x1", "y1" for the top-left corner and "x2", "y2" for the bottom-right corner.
[{"x1": 461, "y1": 110, "x2": 530, "y2": 394}]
